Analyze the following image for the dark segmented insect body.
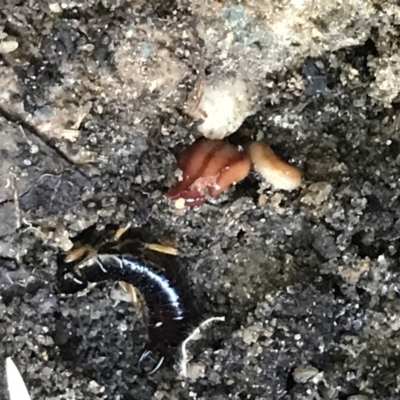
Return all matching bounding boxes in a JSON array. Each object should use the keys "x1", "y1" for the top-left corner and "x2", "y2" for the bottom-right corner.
[
  {"x1": 59, "y1": 248, "x2": 188, "y2": 374},
  {"x1": 97, "y1": 254, "x2": 185, "y2": 347}
]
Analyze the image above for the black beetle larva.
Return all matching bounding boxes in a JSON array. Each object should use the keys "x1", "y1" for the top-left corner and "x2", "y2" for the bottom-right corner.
[{"x1": 57, "y1": 226, "x2": 191, "y2": 375}]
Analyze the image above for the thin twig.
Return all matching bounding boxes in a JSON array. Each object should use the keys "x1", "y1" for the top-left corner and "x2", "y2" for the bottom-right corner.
[{"x1": 10, "y1": 173, "x2": 21, "y2": 231}]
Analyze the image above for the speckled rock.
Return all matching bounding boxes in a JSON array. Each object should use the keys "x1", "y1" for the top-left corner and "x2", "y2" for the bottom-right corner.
[
  {"x1": 193, "y1": 0, "x2": 376, "y2": 78},
  {"x1": 189, "y1": 77, "x2": 256, "y2": 139},
  {"x1": 0, "y1": 116, "x2": 66, "y2": 204},
  {"x1": 0, "y1": 66, "x2": 24, "y2": 115},
  {"x1": 367, "y1": 3, "x2": 400, "y2": 106}
]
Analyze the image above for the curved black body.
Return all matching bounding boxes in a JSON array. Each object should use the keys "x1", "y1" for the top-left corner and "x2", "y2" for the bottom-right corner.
[
  {"x1": 57, "y1": 230, "x2": 191, "y2": 374},
  {"x1": 96, "y1": 254, "x2": 186, "y2": 353}
]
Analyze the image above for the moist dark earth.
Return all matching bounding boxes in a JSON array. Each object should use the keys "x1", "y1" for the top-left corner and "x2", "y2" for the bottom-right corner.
[{"x1": 1, "y1": 1, "x2": 400, "y2": 400}]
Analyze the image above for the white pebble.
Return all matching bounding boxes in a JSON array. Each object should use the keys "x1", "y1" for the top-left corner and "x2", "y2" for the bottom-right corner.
[
  {"x1": 30, "y1": 145, "x2": 39, "y2": 154},
  {"x1": 194, "y1": 78, "x2": 255, "y2": 140},
  {"x1": 49, "y1": 3, "x2": 62, "y2": 13}
]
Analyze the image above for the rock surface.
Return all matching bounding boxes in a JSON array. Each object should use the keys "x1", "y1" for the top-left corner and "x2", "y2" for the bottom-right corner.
[
  {"x1": 195, "y1": 78, "x2": 256, "y2": 139},
  {"x1": 1, "y1": 1, "x2": 400, "y2": 399}
]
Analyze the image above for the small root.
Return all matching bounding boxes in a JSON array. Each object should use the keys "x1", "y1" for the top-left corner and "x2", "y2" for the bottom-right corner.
[
  {"x1": 178, "y1": 316, "x2": 225, "y2": 380},
  {"x1": 113, "y1": 223, "x2": 132, "y2": 241},
  {"x1": 10, "y1": 173, "x2": 21, "y2": 231}
]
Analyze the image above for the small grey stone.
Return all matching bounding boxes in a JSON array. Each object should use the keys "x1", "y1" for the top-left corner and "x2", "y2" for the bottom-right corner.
[{"x1": 293, "y1": 365, "x2": 320, "y2": 383}]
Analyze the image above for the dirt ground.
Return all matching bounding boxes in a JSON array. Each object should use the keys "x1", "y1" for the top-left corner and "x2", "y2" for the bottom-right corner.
[{"x1": 1, "y1": 1, "x2": 400, "y2": 399}]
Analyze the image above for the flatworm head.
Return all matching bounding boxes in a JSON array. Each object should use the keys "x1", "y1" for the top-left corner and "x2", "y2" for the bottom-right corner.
[{"x1": 166, "y1": 138, "x2": 251, "y2": 206}]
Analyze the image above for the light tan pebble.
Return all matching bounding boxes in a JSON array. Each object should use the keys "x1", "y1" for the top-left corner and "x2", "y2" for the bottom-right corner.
[
  {"x1": 185, "y1": 361, "x2": 206, "y2": 381},
  {"x1": 300, "y1": 182, "x2": 332, "y2": 206},
  {"x1": 81, "y1": 43, "x2": 95, "y2": 52},
  {"x1": 258, "y1": 194, "x2": 267, "y2": 206},
  {"x1": 293, "y1": 365, "x2": 320, "y2": 383},
  {"x1": 269, "y1": 193, "x2": 284, "y2": 214},
  {"x1": 49, "y1": 2, "x2": 62, "y2": 13},
  {"x1": 242, "y1": 324, "x2": 262, "y2": 345},
  {"x1": 0, "y1": 40, "x2": 18, "y2": 54},
  {"x1": 247, "y1": 141, "x2": 302, "y2": 191},
  {"x1": 88, "y1": 380, "x2": 100, "y2": 390},
  {"x1": 174, "y1": 198, "x2": 186, "y2": 209},
  {"x1": 161, "y1": 125, "x2": 170, "y2": 136},
  {"x1": 338, "y1": 258, "x2": 370, "y2": 285},
  {"x1": 194, "y1": 78, "x2": 256, "y2": 140}
]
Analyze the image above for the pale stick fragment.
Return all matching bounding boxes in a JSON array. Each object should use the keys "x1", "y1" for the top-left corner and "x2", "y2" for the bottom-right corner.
[
  {"x1": 146, "y1": 243, "x2": 179, "y2": 256},
  {"x1": 113, "y1": 223, "x2": 132, "y2": 240},
  {"x1": 10, "y1": 173, "x2": 21, "y2": 231},
  {"x1": 6, "y1": 357, "x2": 31, "y2": 400},
  {"x1": 178, "y1": 316, "x2": 225, "y2": 380}
]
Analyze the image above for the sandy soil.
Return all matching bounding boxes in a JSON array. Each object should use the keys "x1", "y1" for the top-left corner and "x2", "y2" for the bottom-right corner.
[{"x1": 1, "y1": 1, "x2": 400, "y2": 399}]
